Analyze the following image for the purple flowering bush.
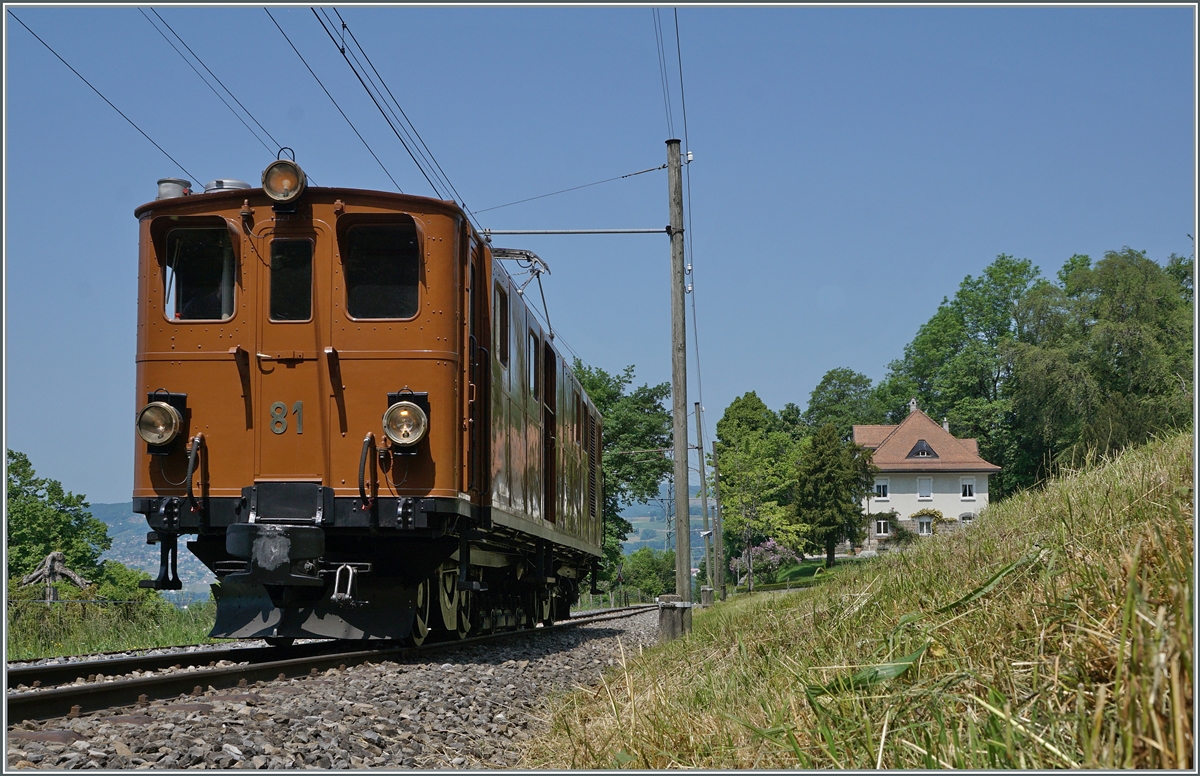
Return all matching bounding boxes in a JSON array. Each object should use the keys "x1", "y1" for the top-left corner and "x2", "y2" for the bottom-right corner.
[{"x1": 729, "y1": 539, "x2": 800, "y2": 586}]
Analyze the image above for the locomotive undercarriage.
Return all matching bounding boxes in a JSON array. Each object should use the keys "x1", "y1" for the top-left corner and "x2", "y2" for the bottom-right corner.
[{"x1": 135, "y1": 491, "x2": 588, "y2": 643}]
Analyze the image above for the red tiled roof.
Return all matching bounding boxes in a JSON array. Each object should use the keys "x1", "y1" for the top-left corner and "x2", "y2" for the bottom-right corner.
[
  {"x1": 851, "y1": 425, "x2": 893, "y2": 449},
  {"x1": 853, "y1": 409, "x2": 1000, "y2": 473}
]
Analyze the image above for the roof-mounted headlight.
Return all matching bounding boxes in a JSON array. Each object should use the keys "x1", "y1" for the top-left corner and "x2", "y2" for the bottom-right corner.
[
  {"x1": 137, "y1": 402, "x2": 182, "y2": 446},
  {"x1": 262, "y1": 159, "x2": 306, "y2": 203},
  {"x1": 383, "y1": 401, "x2": 428, "y2": 446}
]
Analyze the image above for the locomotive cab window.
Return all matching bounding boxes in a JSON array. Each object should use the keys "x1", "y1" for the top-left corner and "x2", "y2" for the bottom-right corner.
[
  {"x1": 342, "y1": 220, "x2": 421, "y2": 319},
  {"x1": 494, "y1": 283, "x2": 510, "y2": 368},
  {"x1": 528, "y1": 331, "x2": 539, "y2": 399},
  {"x1": 164, "y1": 227, "x2": 237, "y2": 321},
  {"x1": 270, "y1": 240, "x2": 313, "y2": 321}
]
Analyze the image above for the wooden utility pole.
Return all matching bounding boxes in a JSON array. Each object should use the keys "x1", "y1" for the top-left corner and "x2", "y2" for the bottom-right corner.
[
  {"x1": 695, "y1": 401, "x2": 712, "y2": 587},
  {"x1": 667, "y1": 138, "x2": 691, "y2": 607},
  {"x1": 712, "y1": 441, "x2": 726, "y2": 600}
]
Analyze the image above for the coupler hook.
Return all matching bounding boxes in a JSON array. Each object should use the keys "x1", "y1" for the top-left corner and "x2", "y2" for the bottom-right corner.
[{"x1": 331, "y1": 564, "x2": 358, "y2": 605}]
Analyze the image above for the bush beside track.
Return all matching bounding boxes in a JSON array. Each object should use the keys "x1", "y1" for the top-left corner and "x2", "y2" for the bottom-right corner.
[{"x1": 524, "y1": 431, "x2": 1194, "y2": 769}]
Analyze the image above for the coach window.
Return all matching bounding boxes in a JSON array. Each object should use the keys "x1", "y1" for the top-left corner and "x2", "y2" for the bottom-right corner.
[
  {"x1": 164, "y1": 227, "x2": 236, "y2": 321},
  {"x1": 270, "y1": 240, "x2": 313, "y2": 321},
  {"x1": 342, "y1": 220, "x2": 420, "y2": 319},
  {"x1": 495, "y1": 284, "x2": 510, "y2": 368},
  {"x1": 528, "y1": 331, "x2": 539, "y2": 399}
]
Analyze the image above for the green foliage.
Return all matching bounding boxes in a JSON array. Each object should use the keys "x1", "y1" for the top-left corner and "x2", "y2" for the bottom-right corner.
[
  {"x1": 6, "y1": 450, "x2": 111, "y2": 580},
  {"x1": 794, "y1": 424, "x2": 877, "y2": 567},
  {"x1": 802, "y1": 368, "x2": 882, "y2": 440},
  {"x1": 572, "y1": 361, "x2": 672, "y2": 579},
  {"x1": 619, "y1": 546, "x2": 676, "y2": 598},
  {"x1": 869, "y1": 248, "x2": 1192, "y2": 496},
  {"x1": 714, "y1": 393, "x2": 808, "y2": 563}
]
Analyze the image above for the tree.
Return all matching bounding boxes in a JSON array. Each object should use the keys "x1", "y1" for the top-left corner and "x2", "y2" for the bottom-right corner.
[
  {"x1": 713, "y1": 393, "x2": 810, "y2": 569},
  {"x1": 6, "y1": 450, "x2": 111, "y2": 580},
  {"x1": 794, "y1": 424, "x2": 876, "y2": 568},
  {"x1": 572, "y1": 361, "x2": 672, "y2": 580},
  {"x1": 802, "y1": 367, "x2": 882, "y2": 440},
  {"x1": 621, "y1": 547, "x2": 675, "y2": 597}
]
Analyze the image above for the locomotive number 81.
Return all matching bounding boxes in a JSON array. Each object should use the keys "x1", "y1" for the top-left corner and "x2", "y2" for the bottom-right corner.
[{"x1": 132, "y1": 158, "x2": 603, "y2": 643}]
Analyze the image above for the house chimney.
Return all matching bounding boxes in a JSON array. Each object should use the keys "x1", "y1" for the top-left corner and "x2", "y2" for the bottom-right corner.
[
  {"x1": 908, "y1": 398, "x2": 918, "y2": 414},
  {"x1": 942, "y1": 417, "x2": 950, "y2": 433}
]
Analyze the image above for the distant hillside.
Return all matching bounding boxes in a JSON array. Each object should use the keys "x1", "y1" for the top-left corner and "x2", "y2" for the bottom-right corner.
[{"x1": 90, "y1": 503, "x2": 214, "y2": 594}]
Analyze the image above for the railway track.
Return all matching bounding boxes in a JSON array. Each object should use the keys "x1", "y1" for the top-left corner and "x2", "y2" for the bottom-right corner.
[{"x1": 6, "y1": 605, "x2": 655, "y2": 723}]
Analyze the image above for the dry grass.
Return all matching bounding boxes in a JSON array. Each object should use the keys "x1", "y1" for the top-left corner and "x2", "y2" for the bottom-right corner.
[{"x1": 524, "y1": 431, "x2": 1194, "y2": 769}]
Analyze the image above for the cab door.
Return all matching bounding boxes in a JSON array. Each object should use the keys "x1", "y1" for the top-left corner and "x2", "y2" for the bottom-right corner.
[{"x1": 253, "y1": 223, "x2": 331, "y2": 483}]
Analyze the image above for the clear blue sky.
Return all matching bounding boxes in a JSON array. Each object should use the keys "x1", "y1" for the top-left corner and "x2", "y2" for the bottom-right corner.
[{"x1": 4, "y1": 6, "x2": 1195, "y2": 504}]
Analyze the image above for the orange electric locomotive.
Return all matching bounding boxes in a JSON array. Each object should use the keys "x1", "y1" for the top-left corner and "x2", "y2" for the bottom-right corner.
[{"x1": 132, "y1": 157, "x2": 603, "y2": 644}]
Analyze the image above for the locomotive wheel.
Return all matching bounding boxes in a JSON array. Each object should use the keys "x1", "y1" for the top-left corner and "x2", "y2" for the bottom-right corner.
[
  {"x1": 409, "y1": 578, "x2": 431, "y2": 647},
  {"x1": 455, "y1": 588, "x2": 472, "y2": 639},
  {"x1": 438, "y1": 569, "x2": 459, "y2": 633}
]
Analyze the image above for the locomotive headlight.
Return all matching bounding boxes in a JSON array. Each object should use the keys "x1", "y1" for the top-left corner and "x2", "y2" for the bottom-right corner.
[
  {"x1": 262, "y1": 159, "x2": 306, "y2": 203},
  {"x1": 383, "y1": 401, "x2": 428, "y2": 446},
  {"x1": 137, "y1": 402, "x2": 182, "y2": 446}
]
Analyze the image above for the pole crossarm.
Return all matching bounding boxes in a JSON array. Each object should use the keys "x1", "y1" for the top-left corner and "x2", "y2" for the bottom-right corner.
[{"x1": 482, "y1": 228, "x2": 669, "y2": 236}]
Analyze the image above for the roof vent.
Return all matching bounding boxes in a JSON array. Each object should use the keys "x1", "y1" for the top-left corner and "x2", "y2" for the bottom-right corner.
[
  {"x1": 203, "y1": 179, "x2": 252, "y2": 194},
  {"x1": 157, "y1": 178, "x2": 191, "y2": 200}
]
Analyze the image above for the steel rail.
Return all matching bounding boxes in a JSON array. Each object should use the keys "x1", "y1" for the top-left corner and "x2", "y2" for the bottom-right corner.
[
  {"x1": 6, "y1": 605, "x2": 655, "y2": 722},
  {"x1": 6, "y1": 640, "x2": 369, "y2": 691}
]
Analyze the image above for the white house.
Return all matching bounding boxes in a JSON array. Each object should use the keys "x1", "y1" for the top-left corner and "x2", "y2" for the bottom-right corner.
[{"x1": 853, "y1": 399, "x2": 1000, "y2": 548}]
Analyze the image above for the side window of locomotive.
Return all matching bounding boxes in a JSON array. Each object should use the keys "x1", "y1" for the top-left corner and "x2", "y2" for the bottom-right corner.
[
  {"x1": 528, "y1": 331, "x2": 539, "y2": 399},
  {"x1": 164, "y1": 228, "x2": 236, "y2": 321},
  {"x1": 494, "y1": 284, "x2": 510, "y2": 368},
  {"x1": 270, "y1": 240, "x2": 313, "y2": 321},
  {"x1": 343, "y1": 222, "x2": 420, "y2": 319}
]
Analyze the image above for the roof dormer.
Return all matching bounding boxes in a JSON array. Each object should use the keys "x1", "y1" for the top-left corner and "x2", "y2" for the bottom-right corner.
[{"x1": 906, "y1": 439, "x2": 938, "y2": 459}]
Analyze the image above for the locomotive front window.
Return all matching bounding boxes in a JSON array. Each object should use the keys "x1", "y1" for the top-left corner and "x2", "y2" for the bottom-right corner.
[
  {"x1": 343, "y1": 222, "x2": 420, "y2": 319},
  {"x1": 164, "y1": 228, "x2": 236, "y2": 321},
  {"x1": 270, "y1": 240, "x2": 313, "y2": 321}
]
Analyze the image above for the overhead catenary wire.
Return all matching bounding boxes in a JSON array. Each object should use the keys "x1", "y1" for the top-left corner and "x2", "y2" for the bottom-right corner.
[
  {"x1": 264, "y1": 8, "x2": 404, "y2": 192},
  {"x1": 675, "y1": 9, "x2": 706, "y2": 431},
  {"x1": 9, "y1": 10, "x2": 200, "y2": 183},
  {"x1": 474, "y1": 164, "x2": 667, "y2": 214},
  {"x1": 652, "y1": 8, "x2": 675, "y2": 139},
  {"x1": 311, "y1": 8, "x2": 442, "y2": 199},
  {"x1": 330, "y1": 8, "x2": 470, "y2": 214},
  {"x1": 139, "y1": 9, "x2": 276, "y2": 158},
  {"x1": 148, "y1": 10, "x2": 284, "y2": 154}
]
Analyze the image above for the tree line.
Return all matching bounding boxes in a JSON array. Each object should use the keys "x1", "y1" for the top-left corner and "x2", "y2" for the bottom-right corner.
[{"x1": 714, "y1": 247, "x2": 1192, "y2": 574}]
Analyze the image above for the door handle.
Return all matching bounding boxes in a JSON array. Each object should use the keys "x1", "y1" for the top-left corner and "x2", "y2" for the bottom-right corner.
[{"x1": 257, "y1": 351, "x2": 309, "y2": 362}]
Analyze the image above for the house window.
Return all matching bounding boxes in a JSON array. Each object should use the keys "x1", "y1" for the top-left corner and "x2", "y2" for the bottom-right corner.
[
  {"x1": 874, "y1": 479, "x2": 889, "y2": 500},
  {"x1": 960, "y1": 512, "x2": 976, "y2": 524},
  {"x1": 875, "y1": 519, "x2": 890, "y2": 536},
  {"x1": 961, "y1": 477, "x2": 976, "y2": 500},
  {"x1": 918, "y1": 477, "x2": 932, "y2": 500},
  {"x1": 917, "y1": 517, "x2": 933, "y2": 536}
]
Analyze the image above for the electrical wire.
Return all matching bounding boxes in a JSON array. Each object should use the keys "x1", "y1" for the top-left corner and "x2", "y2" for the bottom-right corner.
[
  {"x1": 139, "y1": 9, "x2": 276, "y2": 157},
  {"x1": 330, "y1": 8, "x2": 468, "y2": 211},
  {"x1": 9, "y1": 10, "x2": 200, "y2": 183},
  {"x1": 652, "y1": 8, "x2": 675, "y2": 139},
  {"x1": 264, "y1": 8, "x2": 404, "y2": 192},
  {"x1": 149, "y1": 9, "x2": 284, "y2": 154},
  {"x1": 675, "y1": 8, "x2": 705, "y2": 420},
  {"x1": 474, "y1": 164, "x2": 666, "y2": 214},
  {"x1": 311, "y1": 8, "x2": 442, "y2": 199}
]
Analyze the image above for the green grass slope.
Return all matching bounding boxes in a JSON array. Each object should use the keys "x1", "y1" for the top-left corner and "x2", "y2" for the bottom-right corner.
[{"x1": 526, "y1": 431, "x2": 1193, "y2": 769}]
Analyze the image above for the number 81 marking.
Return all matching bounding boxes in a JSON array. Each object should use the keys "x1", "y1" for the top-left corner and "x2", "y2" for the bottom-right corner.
[{"x1": 269, "y1": 401, "x2": 304, "y2": 434}]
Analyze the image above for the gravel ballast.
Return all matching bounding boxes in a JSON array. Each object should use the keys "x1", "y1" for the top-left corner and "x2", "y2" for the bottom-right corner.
[{"x1": 6, "y1": 610, "x2": 657, "y2": 770}]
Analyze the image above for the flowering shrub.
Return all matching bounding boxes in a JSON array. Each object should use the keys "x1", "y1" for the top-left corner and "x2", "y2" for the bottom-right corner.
[{"x1": 730, "y1": 539, "x2": 800, "y2": 585}]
